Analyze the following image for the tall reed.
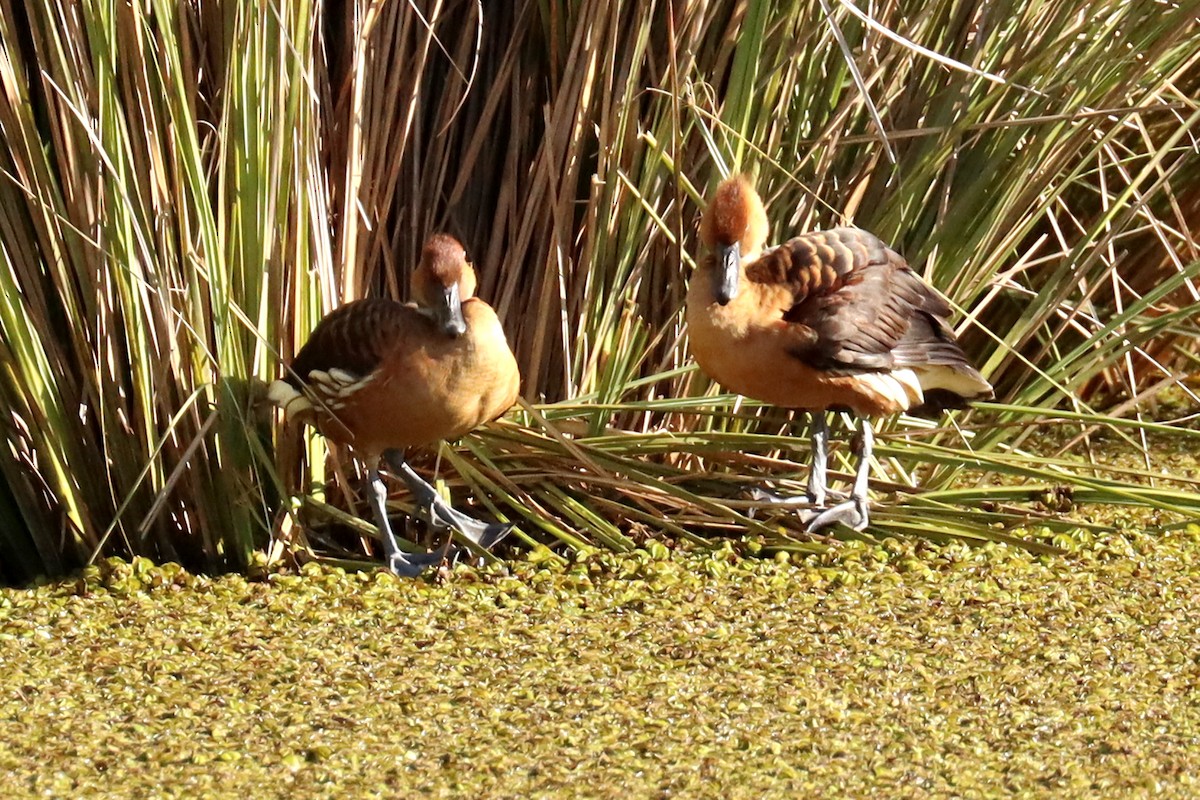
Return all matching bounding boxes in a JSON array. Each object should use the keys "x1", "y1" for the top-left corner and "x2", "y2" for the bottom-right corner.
[{"x1": 0, "y1": 0, "x2": 1196, "y2": 581}]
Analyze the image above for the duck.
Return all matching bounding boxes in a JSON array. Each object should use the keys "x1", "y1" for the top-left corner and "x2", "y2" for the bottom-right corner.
[
  {"x1": 687, "y1": 174, "x2": 993, "y2": 531},
  {"x1": 268, "y1": 233, "x2": 521, "y2": 575}
]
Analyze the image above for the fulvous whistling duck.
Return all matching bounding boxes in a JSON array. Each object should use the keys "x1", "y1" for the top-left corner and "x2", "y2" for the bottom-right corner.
[
  {"x1": 268, "y1": 234, "x2": 520, "y2": 575},
  {"x1": 688, "y1": 175, "x2": 993, "y2": 531}
]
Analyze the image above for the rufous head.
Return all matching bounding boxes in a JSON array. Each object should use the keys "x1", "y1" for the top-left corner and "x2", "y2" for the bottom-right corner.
[
  {"x1": 412, "y1": 233, "x2": 477, "y2": 337},
  {"x1": 699, "y1": 175, "x2": 769, "y2": 305}
]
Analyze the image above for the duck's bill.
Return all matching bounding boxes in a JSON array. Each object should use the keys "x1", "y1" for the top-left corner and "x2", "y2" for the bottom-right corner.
[
  {"x1": 716, "y1": 243, "x2": 740, "y2": 305},
  {"x1": 439, "y1": 283, "x2": 467, "y2": 337}
]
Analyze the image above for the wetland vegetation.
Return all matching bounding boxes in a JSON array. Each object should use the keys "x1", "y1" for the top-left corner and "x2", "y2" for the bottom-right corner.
[
  {"x1": 3, "y1": 523, "x2": 1199, "y2": 797},
  {"x1": 0, "y1": 0, "x2": 1196, "y2": 579},
  {"x1": 0, "y1": 1, "x2": 1198, "y2": 795}
]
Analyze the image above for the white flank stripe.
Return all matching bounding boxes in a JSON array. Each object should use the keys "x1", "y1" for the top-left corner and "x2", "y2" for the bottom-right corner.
[
  {"x1": 856, "y1": 370, "x2": 925, "y2": 410},
  {"x1": 266, "y1": 379, "x2": 313, "y2": 420}
]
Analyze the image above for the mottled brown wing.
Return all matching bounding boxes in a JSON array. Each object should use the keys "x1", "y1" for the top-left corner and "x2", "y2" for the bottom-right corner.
[
  {"x1": 747, "y1": 228, "x2": 962, "y2": 372},
  {"x1": 284, "y1": 298, "x2": 430, "y2": 387}
]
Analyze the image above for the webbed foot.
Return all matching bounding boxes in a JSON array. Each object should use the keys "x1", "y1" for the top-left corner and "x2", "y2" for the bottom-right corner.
[
  {"x1": 385, "y1": 450, "x2": 514, "y2": 552},
  {"x1": 427, "y1": 499, "x2": 515, "y2": 549},
  {"x1": 385, "y1": 549, "x2": 449, "y2": 577},
  {"x1": 803, "y1": 497, "x2": 870, "y2": 532}
]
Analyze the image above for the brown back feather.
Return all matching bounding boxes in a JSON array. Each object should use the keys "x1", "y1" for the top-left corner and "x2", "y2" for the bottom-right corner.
[
  {"x1": 285, "y1": 298, "x2": 431, "y2": 387},
  {"x1": 749, "y1": 228, "x2": 971, "y2": 375}
]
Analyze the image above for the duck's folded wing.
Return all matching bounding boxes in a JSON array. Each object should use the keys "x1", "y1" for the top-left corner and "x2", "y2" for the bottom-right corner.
[
  {"x1": 748, "y1": 228, "x2": 962, "y2": 373},
  {"x1": 285, "y1": 298, "x2": 426, "y2": 387},
  {"x1": 269, "y1": 298, "x2": 428, "y2": 419}
]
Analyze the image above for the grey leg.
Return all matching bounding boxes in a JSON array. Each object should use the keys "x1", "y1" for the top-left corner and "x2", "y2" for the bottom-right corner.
[
  {"x1": 804, "y1": 417, "x2": 872, "y2": 532},
  {"x1": 807, "y1": 412, "x2": 829, "y2": 506},
  {"x1": 367, "y1": 466, "x2": 446, "y2": 576},
  {"x1": 384, "y1": 450, "x2": 514, "y2": 550},
  {"x1": 746, "y1": 412, "x2": 833, "y2": 509}
]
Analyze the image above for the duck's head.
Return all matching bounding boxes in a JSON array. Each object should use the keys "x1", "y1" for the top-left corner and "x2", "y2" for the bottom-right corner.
[
  {"x1": 699, "y1": 175, "x2": 769, "y2": 305},
  {"x1": 413, "y1": 234, "x2": 477, "y2": 338}
]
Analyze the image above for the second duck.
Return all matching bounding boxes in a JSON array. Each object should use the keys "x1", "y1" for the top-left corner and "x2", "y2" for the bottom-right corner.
[{"x1": 688, "y1": 175, "x2": 993, "y2": 531}]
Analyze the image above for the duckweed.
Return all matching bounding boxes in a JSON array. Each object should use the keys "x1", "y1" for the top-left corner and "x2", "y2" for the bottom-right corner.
[{"x1": 2, "y1": 529, "x2": 1200, "y2": 797}]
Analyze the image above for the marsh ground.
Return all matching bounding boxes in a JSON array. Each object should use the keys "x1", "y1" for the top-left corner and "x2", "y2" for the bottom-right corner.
[{"x1": 2, "y1": 516, "x2": 1199, "y2": 798}]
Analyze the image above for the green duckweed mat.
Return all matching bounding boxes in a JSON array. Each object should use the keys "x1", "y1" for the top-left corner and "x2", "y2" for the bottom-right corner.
[{"x1": 3, "y1": 527, "x2": 1200, "y2": 798}]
